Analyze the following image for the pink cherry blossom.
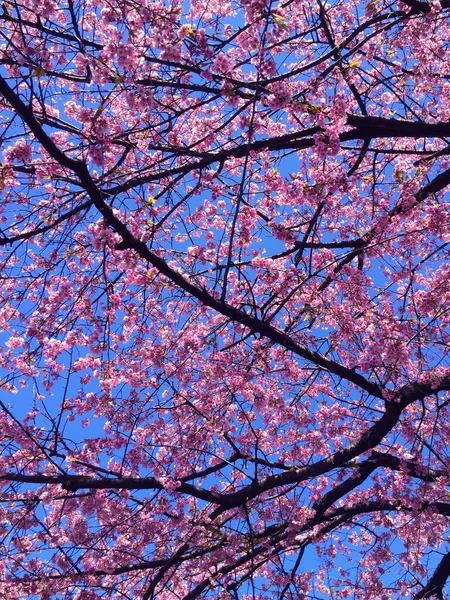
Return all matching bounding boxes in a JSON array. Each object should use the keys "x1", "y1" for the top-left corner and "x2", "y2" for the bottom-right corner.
[{"x1": 0, "y1": 0, "x2": 450, "y2": 598}]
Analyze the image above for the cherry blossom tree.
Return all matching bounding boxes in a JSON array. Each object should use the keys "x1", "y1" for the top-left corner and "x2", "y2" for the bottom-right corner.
[{"x1": 1, "y1": 0, "x2": 450, "y2": 597}]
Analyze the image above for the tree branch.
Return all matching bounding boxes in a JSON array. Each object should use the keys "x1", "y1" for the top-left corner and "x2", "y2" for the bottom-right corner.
[{"x1": 413, "y1": 550, "x2": 450, "y2": 599}]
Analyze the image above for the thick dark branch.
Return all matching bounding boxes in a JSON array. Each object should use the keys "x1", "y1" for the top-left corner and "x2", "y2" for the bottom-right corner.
[
  {"x1": 0, "y1": 75, "x2": 82, "y2": 172},
  {"x1": 400, "y1": 0, "x2": 450, "y2": 14},
  {"x1": 136, "y1": 77, "x2": 237, "y2": 96},
  {"x1": 312, "y1": 461, "x2": 377, "y2": 515},
  {"x1": 345, "y1": 115, "x2": 450, "y2": 140},
  {"x1": 312, "y1": 449, "x2": 450, "y2": 525},
  {"x1": 368, "y1": 451, "x2": 447, "y2": 482},
  {"x1": 180, "y1": 452, "x2": 244, "y2": 482},
  {"x1": 142, "y1": 543, "x2": 190, "y2": 600},
  {"x1": 414, "y1": 164, "x2": 450, "y2": 203},
  {"x1": 0, "y1": 472, "x2": 226, "y2": 504},
  {"x1": 413, "y1": 550, "x2": 450, "y2": 599}
]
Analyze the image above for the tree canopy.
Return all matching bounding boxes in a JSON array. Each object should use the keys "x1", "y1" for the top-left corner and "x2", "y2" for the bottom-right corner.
[{"x1": 1, "y1": 0, "x2": 450, "y2": 597}]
